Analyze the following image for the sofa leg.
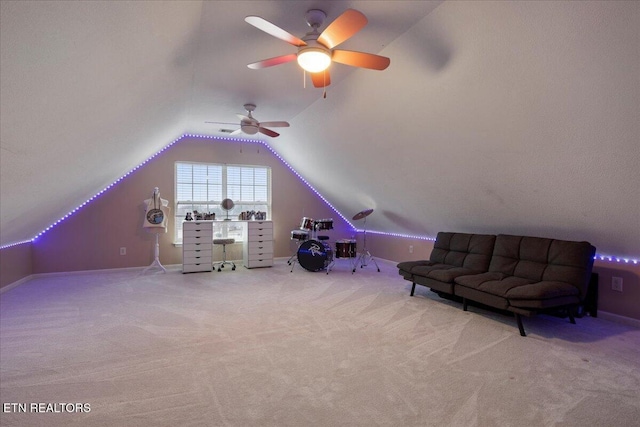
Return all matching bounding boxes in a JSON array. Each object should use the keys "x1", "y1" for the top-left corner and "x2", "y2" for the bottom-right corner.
[
  {"x1": 514, "y1": 313, "x2": 526, "y2": 337},
  {"x1": 567, "y1": 306, "x2": 576, "y2": 324},
  {"x1": 410, "y1": 282, "x2": 416, "y2": 296},
  {"x1": 462, "y1": 298, "x2": 468, "y2": 311}
]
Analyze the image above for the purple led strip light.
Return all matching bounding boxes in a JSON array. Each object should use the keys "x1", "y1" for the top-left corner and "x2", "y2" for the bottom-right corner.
[{"x1": 1, "y1": 133, "x2": 638, "y2": 265}]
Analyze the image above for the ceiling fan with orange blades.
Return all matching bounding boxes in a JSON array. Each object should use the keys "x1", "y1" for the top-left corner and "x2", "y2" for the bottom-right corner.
[
  {"x1": 245, "y1": 9, "x2": 390, "y2": 88},
  {"x1": 206, "y1": 104, "x2": 290, "y2": 138}
]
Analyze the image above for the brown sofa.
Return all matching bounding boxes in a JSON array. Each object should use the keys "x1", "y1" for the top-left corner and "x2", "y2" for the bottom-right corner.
[{"x1": 397, "y1": 232, "x2": 596, "y2": 336}]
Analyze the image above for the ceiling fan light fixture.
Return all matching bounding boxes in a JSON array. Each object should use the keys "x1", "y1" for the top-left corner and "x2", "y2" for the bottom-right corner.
[{"x1": 297, "y1": 47, "x2": 331, "y2": 73}]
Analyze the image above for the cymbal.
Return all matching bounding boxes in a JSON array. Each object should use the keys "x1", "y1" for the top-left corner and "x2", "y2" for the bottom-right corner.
[{"x1": 352, "y1": 208, "x2": 373, "y2": 221}]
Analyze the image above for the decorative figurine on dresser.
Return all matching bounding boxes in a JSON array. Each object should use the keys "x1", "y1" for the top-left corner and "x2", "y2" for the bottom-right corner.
[{"x1": 142, "y1": 187, "x2": 170, "y2": 274}]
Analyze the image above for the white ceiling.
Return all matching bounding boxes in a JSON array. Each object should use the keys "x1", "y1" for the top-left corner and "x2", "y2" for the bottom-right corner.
[{"x1": 1, "y1": 0, "x2": 638, "y2": 259}]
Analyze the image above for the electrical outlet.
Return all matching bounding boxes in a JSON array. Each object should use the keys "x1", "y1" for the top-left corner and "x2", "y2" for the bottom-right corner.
[
  {"x1": 119, "y1": 247, "x2": 126, "y2": 256},
  {"x1": 409, "y1": 245, "x2": 414, "y2": 253},
  {"x1": 612, "y1": 276, "x2": 623, "y2": 292}
]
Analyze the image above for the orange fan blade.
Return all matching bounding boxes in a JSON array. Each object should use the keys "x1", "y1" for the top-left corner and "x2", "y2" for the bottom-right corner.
[
  {"x1": 332, "y1": 50, "x2": 390, "y2": 70},
  {"x1": 317, "y1": 9, "x2": 367, "y2": 49},
  {"x1": 245, "y1": 16, "x2": 307, "y2": 47},
  {"x1": 247, "y1": 54, "x2": 297, "y2": 69},
  {"x1": 258, "y1": 127, "x2": 280, "y2": 137},
  {"x1": 259, "y1": 121, "x2": 289, "y2": 128},
  {"x1": 310, "y1": 70, "x2": 331, "y2": 88}
]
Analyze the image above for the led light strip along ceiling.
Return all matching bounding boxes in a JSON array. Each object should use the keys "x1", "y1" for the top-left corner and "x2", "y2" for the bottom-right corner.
[{"x1": 1, "y1": 134, "x2": 637, "y2": 265}]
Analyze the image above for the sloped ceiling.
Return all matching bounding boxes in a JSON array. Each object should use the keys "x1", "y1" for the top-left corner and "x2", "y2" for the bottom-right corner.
[{"x1": 1, "y1": 1, "x2": 638, "y2": 258}]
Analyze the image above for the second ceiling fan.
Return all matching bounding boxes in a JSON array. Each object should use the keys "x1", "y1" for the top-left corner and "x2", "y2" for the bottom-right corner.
[
  {"x1": 245, "y1": 8, "x2": 390, "y2": 88},
  {"x1": 206, "y1": 104, "x2": 289, "y2": 138}
]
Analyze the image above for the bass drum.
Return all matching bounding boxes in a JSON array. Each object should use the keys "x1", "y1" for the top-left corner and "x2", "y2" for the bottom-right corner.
[{"x1": 297, "y1": 240, "x2": 333, "y2": 272}]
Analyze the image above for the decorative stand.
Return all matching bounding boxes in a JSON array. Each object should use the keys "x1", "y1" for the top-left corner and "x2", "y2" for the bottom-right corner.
[{"x1": 143, "y1": 232, "x2": 167, "y2": 274}]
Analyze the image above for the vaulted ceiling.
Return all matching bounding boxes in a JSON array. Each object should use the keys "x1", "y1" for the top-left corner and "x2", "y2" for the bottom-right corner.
[{"x1": 1, "y1": 1, "x2": 638, "y2": 258}]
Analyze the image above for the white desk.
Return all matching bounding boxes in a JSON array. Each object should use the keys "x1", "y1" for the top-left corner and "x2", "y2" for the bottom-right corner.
[{"x1": 181, "y1": 220, "x2": 273, "y2": 273}]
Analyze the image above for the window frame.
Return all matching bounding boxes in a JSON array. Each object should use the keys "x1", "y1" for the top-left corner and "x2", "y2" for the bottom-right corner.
[{"x1": 174, "y1": 161, "x2": 271, "y2": 244}]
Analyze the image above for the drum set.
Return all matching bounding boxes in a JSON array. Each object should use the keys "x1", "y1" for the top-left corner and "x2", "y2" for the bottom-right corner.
[{"x1": 288, "y1": 209, "x2": 379, "y2": 274}]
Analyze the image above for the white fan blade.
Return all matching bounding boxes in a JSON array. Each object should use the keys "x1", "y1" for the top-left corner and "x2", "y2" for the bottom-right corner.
[
  {"x1": 245, "y1": 16, "x2": 307, "y2": 47},
  {"x1": 259, "y1": 121, "x2": 289, "y2": 128},
  {"x1": 229, "y1": 129, "x2": 243, "y2": 136},
  {"x1": 206, "y1": 121, "x2": 238, "y2": 126}
]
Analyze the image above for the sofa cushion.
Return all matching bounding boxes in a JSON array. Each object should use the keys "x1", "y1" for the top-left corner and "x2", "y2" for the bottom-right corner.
[
  {"x1": 488, "y1": 235, "x2": 596, "y2": 299},
  {"x1": 397, "y1": 260, "x2": 435, "y2": 274},
  {"x1": 505, "y1": 281, "x2": 579, "y2": 300},
  {"x1": 455, "y1": 273, "x2": 533, "y2": 297},
  {"x1": 412, "y1": 264, "x2": 479, "y2": 283},
  {"x1": 430, "y1": 232, "x2": 496, "y2": 271}
]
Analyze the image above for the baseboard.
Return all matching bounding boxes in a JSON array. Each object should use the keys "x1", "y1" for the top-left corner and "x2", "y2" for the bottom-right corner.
[
  {"x1": 0, "y1": 275, "x2": 34, "y2": 294},
  {"x1": 1, "y1": 264, "x2": 185, "y2": 294},
  {"x1": 598, "y1": 311, "x2": 640, "y2": 329}
]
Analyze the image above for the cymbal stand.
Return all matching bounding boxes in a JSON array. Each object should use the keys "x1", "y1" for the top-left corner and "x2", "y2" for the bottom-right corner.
[{"x1": 352, "y1": 216, "x2": 380, "y2": 273}]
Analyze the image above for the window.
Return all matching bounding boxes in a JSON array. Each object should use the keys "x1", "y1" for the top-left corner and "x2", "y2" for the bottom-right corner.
[{"x1": 174, "y1": 162, "x2": 271, "y2": 243}]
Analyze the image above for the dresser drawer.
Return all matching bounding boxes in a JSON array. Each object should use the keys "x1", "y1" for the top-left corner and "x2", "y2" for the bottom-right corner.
[
  {"x1": 182, "y1": 263, "x2": 212, "y2": 273},
  {"x1": 183, "y1": 248, "x2": 212, "y2": 258},
  {"x1": 183, "y1": 229, "x2": 212, "y2": 238},
  {"x1": 183, "y1": 253, "x2": 212, "y2": 264},
  {"x1": 183, "y1": 221, "x2": 213, "y2": 230},
  {"x1": 183, "y1": 241, "x2": 212, "y2": 251},
  {"x1": 246, "y1": 248, "x2": 273, "y2": 259},
  {"x1": 246, "y1": 241, "x2": 273, "y2": 253},
  {"x1": 247, "y1": 228, "x2": 273, "y2": 239},
  {"x1": 183, "y1": 236, "x2": 212, "y2": 245},
  {"x1": 244, "y1": 258, "x2": 273, "y2": 268},
  {"x1": 247, "y1": 221, "x2": 272, "y2": 230}
]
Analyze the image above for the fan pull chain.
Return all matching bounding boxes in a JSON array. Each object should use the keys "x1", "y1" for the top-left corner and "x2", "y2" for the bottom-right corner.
[
  {"x1": 323, "y1": 71, "x2": 327, "y2": 99},
  {"x1": 303, "y1": 70, "x2": 306, "y2": 89}
]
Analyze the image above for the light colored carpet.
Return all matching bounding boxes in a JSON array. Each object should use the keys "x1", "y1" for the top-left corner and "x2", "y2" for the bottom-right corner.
[{"x1": 1, "y1": 258, "x2": 639, "y2": 427}]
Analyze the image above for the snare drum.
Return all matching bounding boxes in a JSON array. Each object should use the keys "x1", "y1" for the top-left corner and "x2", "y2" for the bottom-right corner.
[
  {"x1": 290, "y1": 230, "x2": 309, "y2": 241},
  {"x1": 335, "y1": 239, "x2": 357, "y2": 258},
  {"x1": 297, "y1": 240, "x2": 334, "y2": 272},
  {"x1": 314, "y1": 218, "x2": 334, "y2": 230},
  {"x1": 300, "y1": 217, "x2": 315, "y2": 231}
]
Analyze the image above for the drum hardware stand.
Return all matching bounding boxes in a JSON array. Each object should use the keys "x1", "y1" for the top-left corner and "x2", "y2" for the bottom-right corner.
[
  {"x1": 288, "y1": 240, "x2": 303, "y2": 272},
  {"x1": 351, "y1": 209, "x2": 380, "y2": 273}
]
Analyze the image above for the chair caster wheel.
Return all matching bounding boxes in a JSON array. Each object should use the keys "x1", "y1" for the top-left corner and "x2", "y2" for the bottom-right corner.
[
  {"x1": 217, "y1": 268, "x2": 221, "y2": 272},
  {"x1": 232, "y1": 266, "x2": 236, "y2": 271}
]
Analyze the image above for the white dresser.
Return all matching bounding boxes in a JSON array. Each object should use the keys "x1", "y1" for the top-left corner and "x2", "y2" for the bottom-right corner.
[
  {"x1": 182, "y1": 221, "x2": 213, "y2": 273},
  {"x1": 243, "y1": 221, "x2": 274, "y2": 269}
]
